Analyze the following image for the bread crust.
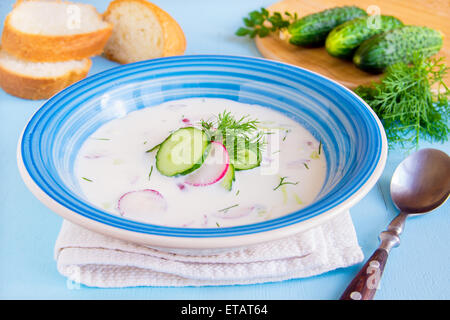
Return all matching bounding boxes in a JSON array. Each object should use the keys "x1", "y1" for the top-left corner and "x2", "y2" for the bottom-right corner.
[
  {"x1": 145, "y1": 1, "x2": 186, "y2": 57},
  {"x1": 103, "y1": 0, "x2": 186, "y2": 64},
  {"x1": 0, "y1": 59, "x2": 92, "y2": 100},
  {"x1": 1, "y1": 4, "x2": 112, "y2": 62}
]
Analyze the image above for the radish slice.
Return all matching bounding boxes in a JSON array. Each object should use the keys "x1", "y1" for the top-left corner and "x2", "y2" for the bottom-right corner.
[
  {"x1": 184, "y1": 141, "x2": 229, "y2": 186},
  {"x1": 176, "y1": 183, "x2": 186, "y2": 190},
  {"x1": 181, "y1": 118, "x2": 192, "y2": 127},
  {"x1": 118, "y1": 189, "x2": 167, "y2": 218}
]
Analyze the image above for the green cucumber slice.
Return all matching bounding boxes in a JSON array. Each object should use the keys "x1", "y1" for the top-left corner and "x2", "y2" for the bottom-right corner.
[
  {"x1": 156, "y1": 127, "x2": 210, "y2": 176},
  {"x1": 233, "y1": 147, "x2": 261, "y2": 170},
  {"x1": 225, "y1": 136, "x2": 262, "y2": 171},
  {"x1": 220, "y1": 164, "x2": 235, "y2": 191}
]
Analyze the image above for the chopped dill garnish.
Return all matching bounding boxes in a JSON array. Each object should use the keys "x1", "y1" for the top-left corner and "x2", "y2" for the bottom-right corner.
[
  {"x1": 143, "y1": 141, "x2": 147, "y2": 144},
  {"x1": 304, "y1": 162, "x2": 309, "y2": 169},
  {"x1": 148, "y1": 165, "x2": 153, "y2": 181},
  {"x1": 310, "y1": 151, "x2": 320, "y2": 159},
  {"x1": 93, "y1": 138, "x2": 110, "y2": 141},
  {"x1": 318, "y1": 141, "x2": 322, "y2": 155},
  {"x1": 218, "y1": 204, "x2": 240, "y2": 212},
  {"x1": 82, "y1": 177, "x2": 93, "y2": 182},
  {"x1": 216, "y1": 222, "x2": 221, "y2": 227},
  {"x1": 282, "y1": 129, "x2": 291, "y2": 141},
  {"x1": 273, "y1": 176, "x2": 299, "y2": 190},
  {"x1": 200, "y1": 110, "x2": 266, "y2": 163},
  {"x1": 236, "y1": 190, "x2": 240, "y2": 196},
  {"x1": 201, "y1": 110, "x2": 261, "y2": 141}
]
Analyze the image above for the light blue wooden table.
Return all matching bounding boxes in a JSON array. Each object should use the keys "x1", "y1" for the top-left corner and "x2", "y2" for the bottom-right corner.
[{"x1": 0, "y1": 0, "x2": 448, "y2": 300}]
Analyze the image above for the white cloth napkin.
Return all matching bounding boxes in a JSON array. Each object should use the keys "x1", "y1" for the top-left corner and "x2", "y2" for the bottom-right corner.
[{"x1": 54, "y1": 211, "x2": 363, "y2": 288}]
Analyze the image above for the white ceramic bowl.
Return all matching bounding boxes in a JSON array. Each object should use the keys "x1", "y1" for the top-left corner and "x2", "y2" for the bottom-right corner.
[{"x1": 18, "y1": 55, "x2": 387, "y2": 252}]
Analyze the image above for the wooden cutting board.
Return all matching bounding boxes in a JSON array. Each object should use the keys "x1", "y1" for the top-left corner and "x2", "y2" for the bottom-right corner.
[{"x1": 255, "y1": 0, "x2": 450, "y2": 89}]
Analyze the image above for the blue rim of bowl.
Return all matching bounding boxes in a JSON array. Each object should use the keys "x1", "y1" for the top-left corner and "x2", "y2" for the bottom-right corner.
[{"x1": 20, "y1": 55, "x2": 386, "y2": 238}]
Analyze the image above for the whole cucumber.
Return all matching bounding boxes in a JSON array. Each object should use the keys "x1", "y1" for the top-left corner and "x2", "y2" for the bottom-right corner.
[
  {"x1": 325, "y1": 15, "x2": 403, "y2": 59},
  {"x1": 353, "y1": 26, "x2": 443, "y2": 73},
  {"x1": 288, "y1": 6, "x2": 367, "y2": 47}
]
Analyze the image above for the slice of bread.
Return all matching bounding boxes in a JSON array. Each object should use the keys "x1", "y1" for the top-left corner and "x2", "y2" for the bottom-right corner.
[
  {"x1": 1, "y1": 0, "x2": 113, "y2": 62},
  {"x1": 0, "y1": 48, "x2": 91, "y2": 100},
  {"x1": 103, "y1": 0, "x2": 186, "y2": 64}
]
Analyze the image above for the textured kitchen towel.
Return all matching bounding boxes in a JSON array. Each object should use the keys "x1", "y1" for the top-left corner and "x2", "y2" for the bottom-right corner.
[{"x1": 54, "y1": 211, "x2": 363, "y2": 288}]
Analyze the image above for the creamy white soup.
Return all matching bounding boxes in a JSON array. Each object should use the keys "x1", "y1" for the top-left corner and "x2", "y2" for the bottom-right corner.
[{"x1": 75, "y1": 98, "x2": 326, "y2": 228}]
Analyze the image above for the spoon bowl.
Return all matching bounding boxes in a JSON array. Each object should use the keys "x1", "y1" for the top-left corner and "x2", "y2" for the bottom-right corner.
[{"x1": 390, "y1": 148, "x2": 450, "y2": 214}]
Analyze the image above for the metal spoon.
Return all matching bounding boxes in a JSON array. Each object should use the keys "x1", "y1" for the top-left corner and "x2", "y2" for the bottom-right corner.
[{"x1": 340, "y1": 148, "x2": 450, "y2": 300}]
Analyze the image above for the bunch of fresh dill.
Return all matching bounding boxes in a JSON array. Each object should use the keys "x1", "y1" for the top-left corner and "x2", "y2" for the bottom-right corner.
[{"x1": 355, "y1": 54, "x2": 449, "y2": 149}]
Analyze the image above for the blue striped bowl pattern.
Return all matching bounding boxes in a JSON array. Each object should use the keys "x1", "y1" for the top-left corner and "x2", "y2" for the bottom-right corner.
[{"x1": 19, "y1": 55, "x2": 387, "y2": 244}]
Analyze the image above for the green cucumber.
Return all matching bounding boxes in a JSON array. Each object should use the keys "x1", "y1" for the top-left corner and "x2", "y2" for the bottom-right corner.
[
  {"x1": 155, "y1": 127, "x2": 210, "y2": 177},
  {"x1": 353, "y1": 26, "x2": 444, "y2": 73},
  {"x1": 232, "y1": 146, "x2": 261, "y2": 171},
  {"x1": 325, "y1": 15, "x2": 403, "y2": 59},
  {"x1": 224, "y1": 136, "x2": 262, "y2": 171},
  {"x1": 288, "y1": 6, "x2": 367, "y2": 47},
  {"x1": 220, "y1": 164, "x2": 235, "y2": 191}
]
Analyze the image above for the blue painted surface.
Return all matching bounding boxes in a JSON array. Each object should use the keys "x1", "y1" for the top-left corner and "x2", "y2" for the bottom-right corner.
[{"x1": 0, "y1": 0, "x2": 448, "y2": 299}]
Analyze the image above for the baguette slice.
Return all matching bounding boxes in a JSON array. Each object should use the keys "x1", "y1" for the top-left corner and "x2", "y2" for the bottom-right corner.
[
  {"x1": 103, "y1": 0, "x2": 186, "y2": 64},
  {"x1": 0, "y1": 49, "x2": 91, "y2": 100},
  {"x1": 1, "y1": 0, "x2": 113, "y2": 62}
]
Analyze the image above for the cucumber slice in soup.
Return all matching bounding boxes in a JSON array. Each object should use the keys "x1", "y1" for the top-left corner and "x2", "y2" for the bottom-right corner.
[
  {"x1": 220, "y1": 164, "x2": 235, "y2": 191},
  {"x1": 156, "y1": 127, "x2": 210, "y2": 176},
  {"x1": 226, "y1": 137, "x2": 261, "y2": 171},
  {"x1": 233, "y1": 147, "x2": 261, "y2": 170}
]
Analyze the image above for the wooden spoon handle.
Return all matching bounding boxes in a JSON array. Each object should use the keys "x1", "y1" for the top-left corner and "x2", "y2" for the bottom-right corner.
[
  {"x1": 340, "y1": 213, "x2": 406, "y2": 300},
  {"x1": 340, "y1": 248, "x2": 388, "y2": 300}
]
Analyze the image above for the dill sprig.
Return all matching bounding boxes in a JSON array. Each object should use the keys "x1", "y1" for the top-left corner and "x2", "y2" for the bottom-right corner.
[
  {"x1": 200, "y1": 110, "x2": 265, "y2": 153},
  {"x1": 201, "y1": 110, "x2": 260, "y2": 138},
  {"x1": 217, "y1": 110, "x2": 259, "y2": 132},
  {"x1": 235, "y1": 8, "x2": 298, "y2": 38},
  {"x1": 218, "y1": 204, "x2": 240, "y2": 213},
  {"x1": 93, "y1": 138, "x2": 111, "y2": 141},
  {"x1": 200, "y1": 111, "x2": 266, "y2": 169},
  {"x1": 355, "y1": 54, "x2": 449, "y2": 149},
  {"x1": 148, "y1": 165, "x2": 153, "y2": 181},
  {"x1": 273, "y1": 176, "x2": 299, "y2": 190}
]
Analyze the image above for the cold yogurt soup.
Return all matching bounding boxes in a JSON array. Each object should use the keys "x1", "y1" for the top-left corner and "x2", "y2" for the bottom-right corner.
[{"x1": 75, "y1": 98, "x2": 327, "y2": 228}]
